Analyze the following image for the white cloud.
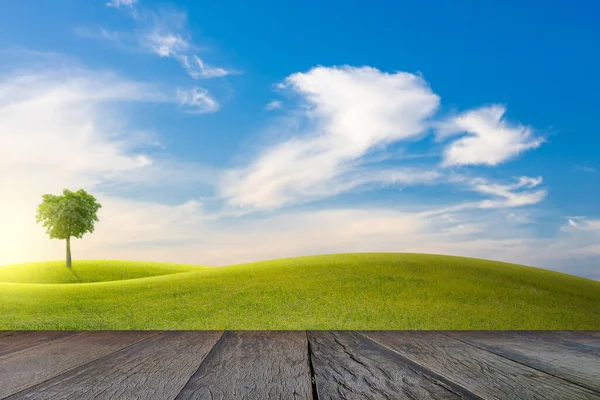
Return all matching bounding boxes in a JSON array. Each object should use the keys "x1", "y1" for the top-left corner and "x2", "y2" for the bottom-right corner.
[
  {"x1": 72, "y1": 205, "x2": 600, "y2": 279},
  {"x1": 179, "y1": 55, "x2": 234, "y2": 79},
  {"x1": 0, "y1": 66, "x2": 212, "y2": 266},
  {"x1": 548, "y1": 218, "x2": 600, "y2": 276},
  {"x1": 74, "y1": 27, "x2": 120, "y2": 42},
  {"x1": 0, "y1": 69, "x2": 165, "y2": 175},
  {"x1": 177, "y1": 87, "x2": 220, "y2": 113},
  {"x1": 221, "y1": 66, "x2": 440, "y2": 209},
  {"x1": 82, "y1": 196, "x2": 205, "y2": 249},
  {"x1": 2, "y1": 59, "x2": 592, "y2": 278},
  {"x1": 467, "y1": 176, "x2": 547, "y2": 208},
  {"x1": 105, "y1": 3, "x2": 236, "y2": 80},
  {"x1": 575, "y1": 165, "x2": 596, "y2": 173},
  {"x1": 564, "y1": 217, "x2": 600, "y2": 232},
  {"x1": 146, "y1": 31, "x2": 189, "y2": 58},
  {"x1": 72, "y1": 27, "x2": 143, "y2": 53},
  {"x1": 106, "y1": 0, "x2": 137, "y2": 8},
  {"x1": 438, "y1": 105, "x2": 544, "y2": 167},
  {"x1": 265, "y1": 100, "x2": 282, "y2": 110}
]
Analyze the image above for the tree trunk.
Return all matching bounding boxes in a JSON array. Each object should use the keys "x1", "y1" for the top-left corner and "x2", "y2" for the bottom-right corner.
[{"x1": 66, "y1": 236, "x2": 72, "y2": 268}]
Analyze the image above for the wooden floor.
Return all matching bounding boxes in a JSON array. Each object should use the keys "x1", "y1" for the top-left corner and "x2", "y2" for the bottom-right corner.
[{"x1": 0, "y1": 331, "x2": 599, "y2": 399}]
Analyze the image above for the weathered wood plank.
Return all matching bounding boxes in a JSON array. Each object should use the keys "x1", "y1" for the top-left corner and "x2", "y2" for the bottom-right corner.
[
  {"x1": 444, "y1": 331, "x2": 600, "y2": 393},
  {"x1": 0, "y1": 331, "x2": 158, "y2": 398},
  {"x1": 365, "y1": 331, "x2": 600, "y2": 400},
  {"x1": 308, "y1": 331, "x2": 475, "y2": 400},
  {"x1": 7, "y1": 331, "x2": 222, "y2": 400},
  {"x1": 518, "y1": 331, "x2": 600, "y2": 356},
  {"x1": 176, "y1": 331, "x2": 313, "y2": 400},
  {"x1": 0, "y1": 331, "x2": 79, "y2": 357}
]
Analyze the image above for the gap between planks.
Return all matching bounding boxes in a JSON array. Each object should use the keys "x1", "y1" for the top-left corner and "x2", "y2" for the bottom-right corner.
[
  {"x1": 439, "y1": 331, "x2": 600, "y2": 395},
  {"x1": 0, "y1": 331, "x2": 164, "y2": 399},
  {"x1": 308, "y1": 331, "x2": 482, "y2": 400},
  {"x1": 7, "y1": 331, "x2": 222, "y2": 400},
  {"x1": 362, "y1": 331, "x2": 600, "y2": 400},
  {"x1": 2, "y1": 331, "x2": 599, "y2": 400}
]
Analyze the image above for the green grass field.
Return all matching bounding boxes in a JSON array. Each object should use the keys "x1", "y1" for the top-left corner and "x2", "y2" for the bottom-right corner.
[
  {"x1": 0, "y1": 253, "x2": 598, "y2": 330},
  {"x1": 0, "y1": 260, "x2": 195, "y2": 284}
]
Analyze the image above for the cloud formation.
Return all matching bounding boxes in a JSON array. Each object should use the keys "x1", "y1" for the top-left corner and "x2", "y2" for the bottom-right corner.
[
  {"x1": 438, "y1": 105, "x2": 544, "y2": 167},
  {"x1": 1, "y1": 55, "x2": 591, "y2": 278},
  {"x1": 106, "y1": 3, "x2": 236, "y2": 80},
  {"x1": 221, "y1": 66, "x2": 440, "y2": 209},
  {"x1": 177, "y1": 87, "x2": 220, "y2": 113},
  {"x1": 220, "y1": 68, "x2": 551, "y2": 212},
  {"x1": 75, "y1": 205, "x2": 600, "y2": 280},
  {"x1": 96, "y1": 0, "x2": 239, "y2": 113},
  {"x1": 179, "y1": 55, "x2": 233, "y2": 79},
  {"x1": 106, "y1": 0, "x2": 137, "y2": 8},
  {"x1": 575, "y1": 165, "x2": 596, "y2": 173},
  {"x1": 265, "y1": 100, "x2": 282, "y2": 110},
  {"x1": 469, "y1": 176, "x2": 547, "y2": 208},
  {"x1": 0, "y1": 68, "x2": 164, "y2": 177},
  {"x1": 0, "y1": 66, "x2": 212, "y2": 265}
]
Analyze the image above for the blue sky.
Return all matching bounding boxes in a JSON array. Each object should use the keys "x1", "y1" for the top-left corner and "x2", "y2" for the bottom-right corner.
[{"x1": 0, "y1": 0, "x2": 599, "y2": 279}]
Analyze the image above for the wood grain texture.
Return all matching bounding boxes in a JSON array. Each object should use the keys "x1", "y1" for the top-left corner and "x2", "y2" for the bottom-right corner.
[
  {"x1": 0, "y1": 330, "x2": 598, "y2": 399},
  {"x1": 0, "y1": 331, "x2": 79, "y2": 357},
  {"x1": 176, "y1": 331, "x2": 312, "y2": 400},
  {"x1": 365, "y1": 331, "x2": 600, "y2": 400},
  {"x1": 7, "y1": 331, "x2": 222, "y2": 400},
  {"x1": 519, "y1": 331, "x2": 600, "y2": 356},
  {"x1": 0, "y1": 331, "x2": 157, "y2": 399},
  {"x1": 308, "y1": 331, "x2": 475, "y2": 400},
  {"x1": 445, "y1": 331, "x2": 600, "y2": 393}
]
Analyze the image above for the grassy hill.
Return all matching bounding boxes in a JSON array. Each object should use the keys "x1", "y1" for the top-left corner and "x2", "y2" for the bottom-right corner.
[
  {"x1": 0, "y1": 260, "x2": 196, "y2": 284},
  {"x1": 0, "y1": 253, "x2": 598, "y2": 330}
]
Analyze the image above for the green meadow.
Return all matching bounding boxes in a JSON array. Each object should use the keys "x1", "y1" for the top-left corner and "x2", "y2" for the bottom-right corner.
[{"x1": 0, "y1": 253, "x2": 598, "y2": 330}]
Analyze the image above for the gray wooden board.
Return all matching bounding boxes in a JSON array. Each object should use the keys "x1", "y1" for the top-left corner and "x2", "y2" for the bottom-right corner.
[
  {"x1": 365, "y1": 331, "x2": 600, "y2": 400},
  {"x1": 7, "y1": 331, "x2": 222, "y2": 400},
  {"x1": 176, "y1": 331, "x2": 313, "y2": 400},
  {"x1": 445, "y1": 331, "x2": 600, "y2": 393},
  {"x1": 0, "y1": 330, "x2": 598, "y2": 400},
  {"x1": 0, "y1": 331, "x2": 157, "y2": 399},
  {"x1": 520, "y1": 331, "x2": 600, "y2": 355},
  {"x1": 307, "y1": 331, "x2": 477, "y2": 400},
  {"x1": 0, "y1": 331, "x2": 79, "y2": 357}
]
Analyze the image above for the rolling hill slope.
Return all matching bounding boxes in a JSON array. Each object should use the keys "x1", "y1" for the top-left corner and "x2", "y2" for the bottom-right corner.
[
  {"x1": 0, "y1": 253, "x2": 598, "y2": 330},
  {"x1": 0, "y1": 260, "x2": 196, "y2": 284}
]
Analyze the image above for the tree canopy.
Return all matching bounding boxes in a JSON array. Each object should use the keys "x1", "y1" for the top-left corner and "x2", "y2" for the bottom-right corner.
[
  {"x1": 36, "y1": 189, "x2": 102, "y2": 267},
  {"x1": 36, "y1": 189, "x2": 102, "y2": 239}
]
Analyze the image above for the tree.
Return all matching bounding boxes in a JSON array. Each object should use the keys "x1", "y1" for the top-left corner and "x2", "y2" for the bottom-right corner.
[{"x1": 36, "y1": 189, "x2": 102, "y2": 268}]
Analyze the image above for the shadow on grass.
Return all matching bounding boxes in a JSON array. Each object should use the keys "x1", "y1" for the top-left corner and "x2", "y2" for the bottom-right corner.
[{"x1": 67, "y1": 268, "x2": 82, "y2": 282}]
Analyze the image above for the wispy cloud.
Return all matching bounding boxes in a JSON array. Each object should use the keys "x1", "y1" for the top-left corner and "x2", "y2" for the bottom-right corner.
[
  {"x1": 468, "y1": 176, "x2": 547, "y2": 208},
  {"x1": 0, "y1": 62, "x2": 223, "y2": 261},
  {"x1": 106, "y1": 0, "x2": 138, "y2": 8},
  {"x1": 220, "y1": 67, "x2": 549, "y2": 213},
  {"x1": 179, "y1": 55, "x2": 236, "y2": 79},
  {"x1": 438, "y1": 105, "x2": 544, "y2": 167},
  {"x1": 221, "y1": 66, "x2": 440, "y2": 209},
  {"x1": 145, "y1": 30, "x2": 188, "y2": 58},
  {"x1": 72, "y1": 205, "x2": 600, "y2": 279},
  {"x1": 575, "y1": 165, "x2": 596, "y2": 173},
  {"x1": 564, "y1": 217, "x2": 600, "y2": 231},
  {"x1": 176, "y1": 87, "x2": 220, "y2": 113},
  {"x1": 105, "y1": 2, "x2": 237, "y2": 80},
  {"x1": 73, "y1": 27, "x2": 141, "y2": 53},
  {"x1": 265, "y1": 100, "x2": 282, "y2": 110},
  {"x1": 2, "y1": 53, "x2": 589, "y2": 277},
  {"x1": 0, "y1": 71, "x2": 156, "y2": 179}
]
